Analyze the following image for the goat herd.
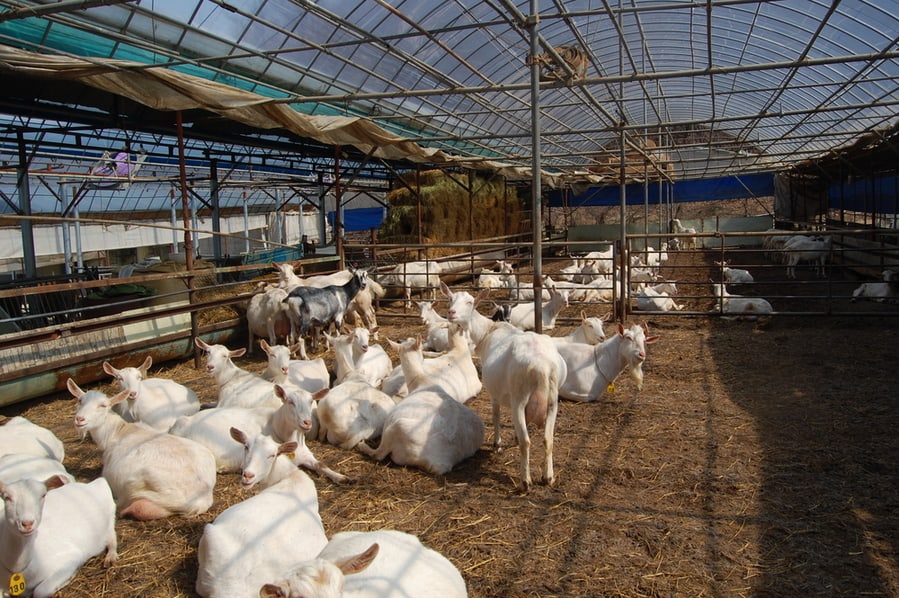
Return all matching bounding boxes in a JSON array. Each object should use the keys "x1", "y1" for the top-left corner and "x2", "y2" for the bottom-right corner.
[{"x1": 1, "y1": 227, "x2": 896, "y2": 598}]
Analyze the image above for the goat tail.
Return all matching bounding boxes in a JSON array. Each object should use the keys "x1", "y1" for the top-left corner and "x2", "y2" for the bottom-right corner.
[{"x1": 524, "y1": 362, "x2": 560, "y2": 428}]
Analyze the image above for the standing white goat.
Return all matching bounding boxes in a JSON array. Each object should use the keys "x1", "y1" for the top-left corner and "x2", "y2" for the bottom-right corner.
[
  {"x1": 557, "y1": 324, "x2": 659, "y2": 401},
  {"x1": 69, "y1": 378, "x2": 217, "y2": 520},
  {"x1": 0, "y1": 475, "x2": 118, "y2": 598},
  {"x1": 259, "y1": 529, "x2": 467, "y2": 598},
  {"x1": 443, "y1": 282, "x2": 567, "y2": 490},
  {"x1": 783, "y1": 235, "x2": 831, "y2": 279},
  {"x1": 196, "y1": 429, "x2": 328, "y2": 598},
  {"x1": 102, "y1": 355, "x2": 200, "y2": 431}
]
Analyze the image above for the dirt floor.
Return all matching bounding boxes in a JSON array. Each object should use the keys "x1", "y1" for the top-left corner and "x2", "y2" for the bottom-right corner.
[{"x1": 3, "y1": 247, "x2": 899, "y2": 598}]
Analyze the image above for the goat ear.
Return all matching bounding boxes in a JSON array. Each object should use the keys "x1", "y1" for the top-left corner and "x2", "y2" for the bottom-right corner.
[
  {"x1": 139, "y1": 355, "x2": 153, "y2": 373},
  {"x1": 278, "y1": 441, "x2": 298, "y2": 456},
  {"x1": 66, "y1": 377, "x2": 85, "y2": 398},
  {"x1": 617, "y1": 323, "x2": 625, "y2": 336},
  {"x1": 259, "y1": 584, "x2": 287, "y2": 598},
  {"x1": 337, "y1": 543, "x2": 379, "y2": 575},
  {"x1": 110, "y1": 389, "x2": 130, "y2": 406},
  {"x1": 229, "y1": 427, "x2": 248, "y2": 446},
  {"x1": 645, "y1": 335, "x2": 661, "y2": 344},
  {"x1": 44, "y1": 475, "x2": 68, "y2": 491},
  {"x1": 312, "y1": 388, "x2": 329, "y2": 402}
]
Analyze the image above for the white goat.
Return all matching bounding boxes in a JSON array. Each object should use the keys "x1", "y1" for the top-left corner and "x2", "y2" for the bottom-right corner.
[
  {"x1": 551, "y1": 311, "x2": 609, "y2": 345},
  {"x1": 344, "y1": 327, "x2": 392, "y2": 388},
  {"x1": 670, "y1": 218, "x2": 697, "y2": 250},
  {"x1": 356, "y1": 333, "x2": 485, "y2": 476},
  {"x1": 0, "y1": 454, "x2": 74, "y2": 484},
  {"x1": 273, "y1": 261, "x2": 304, "y2": 290},
  {"x1": 416, "y1": 300, "x2": 455, "y2": 353},
  {"x1": 712, "y1": 283, "x2": 774, "y2": 320},
  {"x1": 0, "y1": 417, "x2": 64, "y2": 462},
  {"x1": 557, "y1": 324, "x2": 660, "y2": 401},
  {"x1": 247, "y1": 286, "x2": 293, "y2": 351},
  {"x1": 715, "y1": 260, "x2": 754, "y2": 284},
  {"x1": 0, "y1": 475, "x2": 117, "y2": 598},
  {"x1": 260, "y1": 340, "x2": 330, "y2": 394},
  {"x1": 385, "y1": 326, "x2": 481, "y2": 404},
  {"x1": 635, "y1": 286, "x2": 684, "y2": 312},
  {"x1": 196, "y1": 429, "x2": 328, "y2": 598},
  {"x1": 69, "y1": 378, "x2": 216, "y2": 520},
  {"x1": 443, "y1": 282, "x2": 567, "y2": 490},
  {"x1": 783, "y1": 234, "x2": 831, "y2": 278},
  {"x1": 851, "y1": 270, "x2": 899, "y2": 303},
  {"x1": 477, "y1": 260, "x2": 514, "y2": 289},
  {"x1": 315, "y1": 333, "x2": 397, "y2": 450},
  {"x1": 377, "y1": 261, "x2": 443, "y2": 308},
  {"x1": 171, "y1": 384, "x2": 346, "y2": 482},
  {"x1": 557, "y1": 258, "x2": 583, "y2": 282},
  {"x1": 259, "y1": 529, "x2": 467, "y2": 598},
  {"x1": 102, "y1": 355, "x2": 200, "y2": 431},
  {"x1": 503, "y1": 284, "x2": 569, "y2": 331},
  {"x1": 583, "y1": 247, "x2": 615, "y2": 274},
  {"x1": 195, "y1": 337, "x2": 281, "y2": 409}
]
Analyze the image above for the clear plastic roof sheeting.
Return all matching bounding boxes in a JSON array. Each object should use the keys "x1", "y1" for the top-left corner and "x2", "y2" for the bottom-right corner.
[{"x1": 0, "y1": 0, "x2": 896, "y2": 192}]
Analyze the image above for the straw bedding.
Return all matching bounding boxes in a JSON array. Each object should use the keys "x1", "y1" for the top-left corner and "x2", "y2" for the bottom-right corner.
[{"x1": 3, "y1": 249, "x2": 898, "y2": 597}]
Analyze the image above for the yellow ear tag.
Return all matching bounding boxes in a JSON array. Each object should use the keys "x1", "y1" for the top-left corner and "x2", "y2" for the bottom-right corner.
[
  {"x1": 606, "y1": 383, "x2": 615, "y2": 394},
  {"x1": 9, "y1": 572, "x2": 26, "y2": 596},
  {"x1": 285, "y1": 452, "x2": 296, "y2": 460}
]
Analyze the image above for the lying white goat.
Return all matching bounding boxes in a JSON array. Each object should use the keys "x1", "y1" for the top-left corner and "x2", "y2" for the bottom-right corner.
[
  {"x1": 385, "y1": 325, "x2": 481, "y2": 404},
  {"x1": 0, "y1": 417, "x2": 65, "y2": 462},
  {"x1": 196, "y1": 429, "x2": 328, "y2": 598},
  {"x1": 503, "y1": 284, "x2": 569, "y2": 331},
  {"x1": 260, "y1": 340, "x2": 330, "y2": 394},
  {"x1": 851, "y1": 270, "x2": 899, "y2": 303},
  {"x1": 712, "y1": 283, "x2": 774, "y2": 320},
  {"x1": 259, "y1": 529, "x2": 467, "y2": 598},
  {"x1": 102, "y1": 355, "x2": 200, "y2": 431},
  {"x1": 195, "y1": 337, "x2": 280, "y2": 409},
  {"x1": 635, "y1": 286, "x2": 683, "y2": 312},
  {"x1": 315, "y1": 333, "x2": 397, "y2": 450},
  {"x1": 551, "y1": 311, "x2": 609, "y2": 345},
  {"x1": 0, "y1": 475, "x2": 117, "y2": 598},
  {"x1": 69, "y1": 378, "x2": 217, "y2": 520},
  {"x1": 557, "y1": 323, "x2": 659, "y2": 401},
  {"x1": 715, "y1": 260, "x2": 754, "y2": 284}
]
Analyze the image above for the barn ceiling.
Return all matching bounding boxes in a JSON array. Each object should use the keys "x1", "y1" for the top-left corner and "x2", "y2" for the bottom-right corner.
[{"x1": 0, "y1": 0, "x2": 897, "y2": 188}]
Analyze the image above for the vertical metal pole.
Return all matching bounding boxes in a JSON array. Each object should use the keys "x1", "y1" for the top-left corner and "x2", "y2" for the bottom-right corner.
[
  {"x1": 73, "y1": 201, "x2": 83, "y2": 271},
  {"x1": 60, "y1": 184, "x2": 71, "y2": 275},
  {"x1": 209, "y1": 158, "x2": 222, "y2": 265},
  {"x1": 176, "y1": 111, "x2": 199, "y2": 366},
  {"x1": 170, "y1": 188, "x2": 178, "y2": 254},
  {"x1": 16, "y1": 132, "x2": 37, "y2": 278},
  {"x1": 243, "y1": 192, "x2": 251, "y2": 255},
  {"x1": 334, "y1": 146, "x2": 344, "y2": 269},
  {"x1": 528, "y1": 0, "x2": 544, "y2": 334}
]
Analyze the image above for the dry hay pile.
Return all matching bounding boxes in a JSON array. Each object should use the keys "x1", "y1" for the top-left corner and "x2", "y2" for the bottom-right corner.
[
  {"x1": 3, "y1": 249, "x2": 899, "y2": 597},
  {"x1": 380, "y1": 170, "x2": 524, "y2": 258}
]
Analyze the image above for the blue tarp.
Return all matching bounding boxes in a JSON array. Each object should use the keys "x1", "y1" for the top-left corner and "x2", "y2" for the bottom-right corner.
[
  {"x1": 548, "y1": 172, "x2": 776, "y2": 207},
  {"x1": 327, "y1": 207, "x2": 387, "y2": 232},
  {"x1": 828, "y1": 174, "x2": 899, "y2": 214}
]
